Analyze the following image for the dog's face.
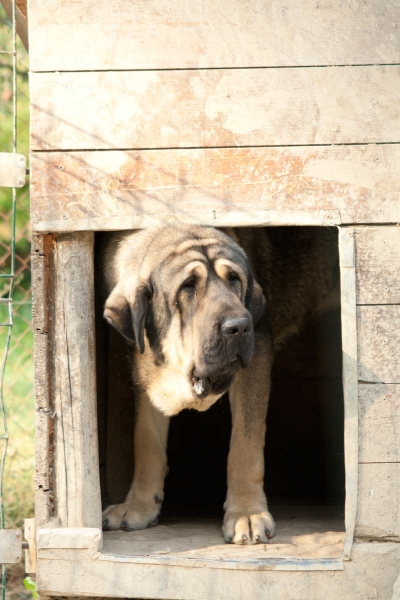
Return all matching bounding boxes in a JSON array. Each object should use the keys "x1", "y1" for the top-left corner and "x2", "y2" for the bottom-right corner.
[{"x1": 104, "y1": 226, "x2": 266, "y2": 415}]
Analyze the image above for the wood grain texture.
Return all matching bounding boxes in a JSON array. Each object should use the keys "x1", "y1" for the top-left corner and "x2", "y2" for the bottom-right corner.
[
  {"x1": 24, "y1": 518, "x2": 37, "y2": 574},
  {"x1": 30, "y1": 145, "x2": 400, "y2": 230},
  {"x1": 32, "y1": 212, "x2": 342, "y2": 234},
  {"x1": 35, "y1": 542, "x2": 400, "y2": 598},
  {"x1": 37, "y1": 508, "x2": 344, "y2": 563},
  {"x1": 30, "y1": 66, "x2": 400, "y2": 150},
  {"x1": 31, "y1": 235, "x2": 54, "y2": 526},
  {"x1": 359, "y1": 384, "x2": 400, "y2": 464},
  {"x1": 338, "y1": 229, "x2": 358, "y2": 560},
  {"x1": 357, "y1": 463, "x2": 400, "y2": 539},
  {"x1": 52, "y1": 232, "x2": 101, "y2": 528},
  {"x1": 28, "y1": 0, "x2": 400, "y2": 71},
  {"x1": 357, "y1": 306, "x2": 400, "y2": 384},
  {"x1": 355, "y1": 227, "x2": 400, "y2": 305}
]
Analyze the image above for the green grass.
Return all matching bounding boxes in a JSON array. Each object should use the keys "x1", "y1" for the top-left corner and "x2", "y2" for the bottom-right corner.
[{"x1": 0, "y1": 7, "x2": 34, "y2": 531}]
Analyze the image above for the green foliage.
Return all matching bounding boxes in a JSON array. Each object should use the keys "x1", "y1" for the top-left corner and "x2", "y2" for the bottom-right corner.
[
  {"x1": 0, "y1": 5, "x2": 34, "y2": 537},
  {"x1": 22, "y1": 578, "x2": 38, "y2": 600}
]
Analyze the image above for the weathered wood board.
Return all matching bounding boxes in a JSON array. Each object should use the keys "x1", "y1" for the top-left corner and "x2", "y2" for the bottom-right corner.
[
  {"x1": 30, "y1": 145, "x2": 400, "y2": 231},
  {"x1": 52, "y1": 233, "x2": 101, "y2": 528},
  {"x1": 37, "y1": 510, "x2": 346, "y2": 566},
  {"x1": 359, "y1": 384, "x2": 400, "y2": 464},
  {"x1": 355, "y1": 227, "x2": 400, "y2": 305},
  {"x1": 98, "y1": 514, "x2": 345, "y2": 562},
  {"x1": 31, "y1": 235, "x2": 54, "y2": 526},
  {"x1": 30, "y1": 66, "x2": 400, "y2": 150},
  {"x1": 357, "y1": 463, "x2": 400, "y2": 539},
  {"x1": 35, "y1": 540, "x2": 400, "y2": 599},
  {"x1": 357, "y1": 306, "x2": 400, "y2": 384},
  {"x1": 338, "y1": 228, "x2": 358, "y2": 560},
  {"x1": 28, "y1": 0, "x2": 400, "y2": 71}
]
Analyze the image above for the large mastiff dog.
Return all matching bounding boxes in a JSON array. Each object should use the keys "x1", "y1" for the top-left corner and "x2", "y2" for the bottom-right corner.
[{"x1": 102, "y1": 225, "x2": 339, "y2": 545}]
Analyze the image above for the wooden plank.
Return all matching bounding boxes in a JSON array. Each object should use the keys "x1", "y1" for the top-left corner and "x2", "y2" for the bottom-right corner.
[
  {"x1": 37, "y1": 527, "x2": 102, "y2": 551},
  {"x1": 24, "y1": 518, "x2": 37, "y2": 574},
  {"x1": 28, "y1": 0, "x2": 400, "y2": 71},
  {"x1": 52, "y1": 232, "x2": 101, "y2": 528},
  {"x1": 357, "y1": 463, "x2": 400, "y2": 539},
  {"x1": 33, "y1": 211, "x2": 342, "y2": 234},
  {"x1": 359, "y1": 384, "x2": 400, "y2": 463},
  {"x1": 30, "y1": 66, "x2": 400, "y2": 150},
  {"x1": 31, "y1": 235, "x2": 49, "y2": 336},
  {"x1": 30, "y1": 145, "x2": 400, "y2": 230},
  {"x1": 355, "y1": 227, "x2": 400, "y2": 305},
  {"x1": 35, "y1": 542, "x2": 400, "y2": 598},
  {"x1": 31, "y1": 235, "x2": 54, "y2": 527},
  {"x1": 357, "y1": 306, "x2": 400, "y2": 384},
  {"x1": 36, "y1": 508, "x2": 345, "y2": 562},
  {"x1": 338, "y1": 229, "x2": 358, "y2": 560}
]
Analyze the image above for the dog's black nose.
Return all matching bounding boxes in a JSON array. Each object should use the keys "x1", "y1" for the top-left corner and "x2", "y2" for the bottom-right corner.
[{"x1": 222, "y1": 315, "x2": 251, "y2": 337}]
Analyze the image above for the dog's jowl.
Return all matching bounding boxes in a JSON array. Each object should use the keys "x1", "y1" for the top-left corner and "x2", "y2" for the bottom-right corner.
[{"x1": 101, "y1": 225, "x2": 339, "y2": 545}]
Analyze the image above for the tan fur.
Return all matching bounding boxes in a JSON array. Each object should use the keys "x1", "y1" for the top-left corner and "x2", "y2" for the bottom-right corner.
[
  {"x1": 142, "y1": 316, "x2": 221, "y2": 416},
  {"x1": 101, "y1": 225, "x2": 339, "y2": 544}
]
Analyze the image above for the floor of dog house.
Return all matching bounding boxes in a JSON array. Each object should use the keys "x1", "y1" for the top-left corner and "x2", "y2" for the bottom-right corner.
[{"x1": 101, "y1": 506, "x2": 345, "y2": 563}]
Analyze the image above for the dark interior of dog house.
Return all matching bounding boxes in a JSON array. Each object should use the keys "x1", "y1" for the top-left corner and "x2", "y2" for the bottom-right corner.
[{"x1": 94, "y1": 226, "x2": 345, "y2": 549}]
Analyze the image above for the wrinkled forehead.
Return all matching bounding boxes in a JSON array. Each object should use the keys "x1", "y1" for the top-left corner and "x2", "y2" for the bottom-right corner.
[{"x1": 151, "y1": 235, "x2": 249, "y2": 283}]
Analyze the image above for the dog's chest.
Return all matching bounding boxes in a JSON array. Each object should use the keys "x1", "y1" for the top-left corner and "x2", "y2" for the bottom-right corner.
[{"x1": 146, "y1": 365, "x2": 219, "y2": 416}]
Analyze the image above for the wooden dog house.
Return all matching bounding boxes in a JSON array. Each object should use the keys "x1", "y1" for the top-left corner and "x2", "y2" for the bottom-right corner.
[{"x1": 28, "y1": 1, "x2": 400, "y2": 598}]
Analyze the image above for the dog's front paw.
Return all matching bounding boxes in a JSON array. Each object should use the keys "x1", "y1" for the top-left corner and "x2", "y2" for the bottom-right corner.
[
  {"x1": 102, "y1": 499, "x2": 160, "y2": 532},
  {"x1": 223, "y1": 507, "x2": 275, "y2": 545}
]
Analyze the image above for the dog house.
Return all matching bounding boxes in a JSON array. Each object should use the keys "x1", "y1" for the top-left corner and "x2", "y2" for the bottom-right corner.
[{"x1": 26, "y1": 1, "x2": 400, "y2": 598}]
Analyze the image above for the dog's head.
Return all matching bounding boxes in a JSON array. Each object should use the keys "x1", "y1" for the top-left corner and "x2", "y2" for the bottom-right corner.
[{"x1": 104, "y1": 226, "x2": 266, "y2": 415}]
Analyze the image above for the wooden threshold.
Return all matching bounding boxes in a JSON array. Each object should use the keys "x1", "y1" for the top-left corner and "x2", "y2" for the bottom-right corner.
[{"x1": 37, "y1": 506, "x2": 345, "y2": 572}]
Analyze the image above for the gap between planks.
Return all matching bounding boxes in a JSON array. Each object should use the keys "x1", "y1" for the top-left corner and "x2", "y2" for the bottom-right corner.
[
  {"x1": 357, "y1": 303, "x2": 400, "y2": 306},
  {"x1": 29, "y1": 62, "x2": 400, "y2": 74},
  {"x1": 30, "y1": 141, "x2": 400, "y2": 153}
]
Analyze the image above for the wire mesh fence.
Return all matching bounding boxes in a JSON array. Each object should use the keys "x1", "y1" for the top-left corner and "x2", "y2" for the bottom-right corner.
[{"x1": 0, "y1": 3, "x2": 33, "y2": 599}]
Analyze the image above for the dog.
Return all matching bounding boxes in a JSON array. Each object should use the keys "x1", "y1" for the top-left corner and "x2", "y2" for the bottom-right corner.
[{"x1": 101, "y1": 225, "x2": 339, "y2": 545}]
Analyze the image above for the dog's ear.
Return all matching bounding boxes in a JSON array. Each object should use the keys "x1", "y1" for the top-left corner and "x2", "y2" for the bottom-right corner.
[
  {"x1": 246, "y1": 278, "x2": 266, "y2": 326},
  {"x1": 104, "y1": 282, "x2": 151, "y2": 353}
]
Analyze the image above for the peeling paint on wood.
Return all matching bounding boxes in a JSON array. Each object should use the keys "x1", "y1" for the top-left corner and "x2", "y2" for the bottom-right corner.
[
  {"x1": 30, "y1": 146, "x2": 400, "y2": 230},
  {"x1": 30, "y1": 67, "x2": 400, "y2": 150}
]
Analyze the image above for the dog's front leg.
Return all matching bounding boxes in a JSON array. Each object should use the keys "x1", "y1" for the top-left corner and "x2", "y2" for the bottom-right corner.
[
  {"x1": 103, "y1": 389, "x2": 170, "y2": 531},
  {"x1": 223, "y1": 337, "x2": 275, "y2": 545}
]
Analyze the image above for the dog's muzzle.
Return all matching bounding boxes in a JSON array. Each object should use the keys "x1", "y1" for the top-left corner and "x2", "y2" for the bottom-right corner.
[
  {"x1": 191, "y1": 360, "x2": 243, "y2": 399},
  {"x1": 191, "y1": 311, "x2": 254, "y2": 399}
]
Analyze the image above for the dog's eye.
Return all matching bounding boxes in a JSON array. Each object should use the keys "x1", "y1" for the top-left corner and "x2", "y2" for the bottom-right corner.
[{"x1": 228, "y1": 271, "x2": 240, "y2": 284}]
